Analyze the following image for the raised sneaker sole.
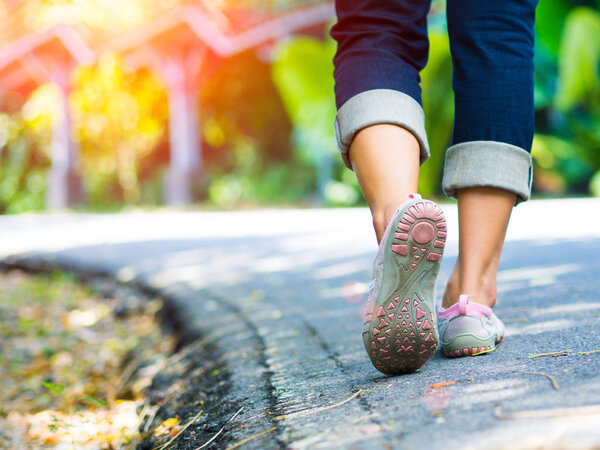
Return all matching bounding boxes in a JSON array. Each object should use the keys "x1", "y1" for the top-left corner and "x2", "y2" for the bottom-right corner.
[
  {"x1": 363, "y1": 199, "x2": 446, "y2": 375},
  {"x1": 443, "y1": 336, "x2": 503, "y2": 358}
]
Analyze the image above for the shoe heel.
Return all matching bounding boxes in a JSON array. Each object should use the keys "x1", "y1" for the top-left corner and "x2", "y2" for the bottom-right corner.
[{"x1": 390, "y1": 200, "x2": 446, "y2": 268}]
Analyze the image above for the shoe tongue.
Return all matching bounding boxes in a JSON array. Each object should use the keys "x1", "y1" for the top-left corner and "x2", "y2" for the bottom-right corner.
[{"x1": 458, "y1": 295, "x2": 468, "y2": 315}]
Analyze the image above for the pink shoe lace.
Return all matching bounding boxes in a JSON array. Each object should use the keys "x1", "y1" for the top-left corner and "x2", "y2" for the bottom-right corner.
[{"x1": 438, "y1": 294, "x2": 492, "y2": 319}]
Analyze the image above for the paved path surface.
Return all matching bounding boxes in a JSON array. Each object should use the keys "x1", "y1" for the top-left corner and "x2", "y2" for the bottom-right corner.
[{"x1": 2, "y1": 198, "x2": 600, "y2": 449}]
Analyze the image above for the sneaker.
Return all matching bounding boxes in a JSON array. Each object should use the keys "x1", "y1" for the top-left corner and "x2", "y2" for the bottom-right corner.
[
  {"x1": 363, "y1": 194, "x2": 446, "y2": 375},
  {"x1": 438, "y1": 294, "x2": 505, "y2": 358}
]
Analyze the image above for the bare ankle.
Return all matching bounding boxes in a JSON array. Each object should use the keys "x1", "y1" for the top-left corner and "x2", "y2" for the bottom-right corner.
[
  {"x1": 372, "y1": 212, "x2": 388, "y2": 243},
  {"x1": 372, "y1": 201, "x2": 408, "y2": 244},
  {"x1": 442, "y1": 269, "x2": 460, "y2": 308},
  {"x1": 443, "y1": 264, "x2": 497, "y2": 308}
]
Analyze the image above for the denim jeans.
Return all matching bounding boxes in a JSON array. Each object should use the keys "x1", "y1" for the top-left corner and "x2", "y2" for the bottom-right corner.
[{"x1": 330, "y1": 0, "x2": 537, "y2": 204}]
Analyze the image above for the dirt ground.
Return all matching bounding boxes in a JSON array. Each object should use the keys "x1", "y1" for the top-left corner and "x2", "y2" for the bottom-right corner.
[{"x1": 0, "y1": 269, "x2": 176, "y2": 449}]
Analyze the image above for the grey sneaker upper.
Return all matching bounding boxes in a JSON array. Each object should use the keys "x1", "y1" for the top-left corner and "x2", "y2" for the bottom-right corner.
[{"x1": 437, "y1": 295, "x2": 505, "y2": 357}]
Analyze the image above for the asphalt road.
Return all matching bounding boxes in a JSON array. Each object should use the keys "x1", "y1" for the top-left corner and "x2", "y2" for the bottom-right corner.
[{"x1": 2, "y1": 198, "x2": 600, "y2": 449}]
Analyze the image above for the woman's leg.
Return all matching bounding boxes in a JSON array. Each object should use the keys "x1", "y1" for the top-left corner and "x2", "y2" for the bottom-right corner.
[
  {"x1": 330, "y1": 0, "x2": 432, "y2": 218},
  {"x1": 442, "y1": 187, "x2": 516, "y2": 308},
  {"x1": 443, "y1": 0, "x2": 537, "y2": 308},
  {"x1": 330, "y1": 0, "x2": 432, "y2": 240},
  {"x1": 332, "y1": 0, "x2": 446, "y2": 374},
  {"x1": 348, "y1": 124, "x2": 420, "y2": 244}
]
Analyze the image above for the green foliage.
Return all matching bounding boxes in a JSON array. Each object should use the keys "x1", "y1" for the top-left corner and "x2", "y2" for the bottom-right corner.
[
  {"x1": 206, "y1": 139, "x2": 292, "y2": 207},
  {"x1": 43, "y1": 382, "x2": 65, "y2": 395},
  {"x1": 532, "y1": 134, "x2": 596, "y2": 192},
  {"x1": 0, "y1": 113, "x2": 48, "y2": 214},
  {"x1": 271, "y1": 36, "x2": 337, "y2": 166},
  {"x1": 201, "y1": 51, "x2": 300, "y2": 206},
  {"x1": 535, "y1": 0, "x2": 572, "y2": 58},
  {"x1": 77, "y1": 396, "x2": 108, "y2": 407},
  {"x1": 271, "y1": 35, "x2": 352, "y2": 205},
  {"x1": 590, "y1": 170, "x2": 600, "y2": 197},
  {"x1": 535, "y1": 5, "x2": 600, "y2": 196},
  {"x1": 419, "y1": 31, "x2": 454, "y2": 198},
  {"x1": 71, "y1": 54, "x2": 169, "y2": 206},
  {"x1": 555, "y1": 7, "x2": 600, "y2": 111},
  {"x1": 323, "y1": 179, "x2": 359, "y2": 206},
  {"x1": 200, "y1": 51, "x2": 292, "y2": 167},
  {"x1": 207, "y1": 160, "x2": 315, "y2": 207}
]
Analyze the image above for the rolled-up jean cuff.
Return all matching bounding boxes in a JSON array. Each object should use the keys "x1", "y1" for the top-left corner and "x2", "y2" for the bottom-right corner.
[
  {"x1": 334, "y1": 89, "x2": 430, "y2": 170},
  {"x1": 443, "y1": 141, "x2": 533, "y2": 205}
]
